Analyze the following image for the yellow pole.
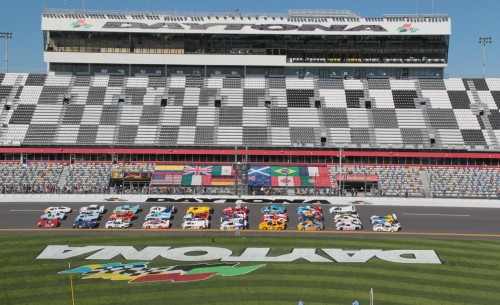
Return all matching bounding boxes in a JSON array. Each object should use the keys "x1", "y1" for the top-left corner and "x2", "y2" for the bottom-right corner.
[{"x1": 69, "y1": 263, "x2": 75, "y2": 305}]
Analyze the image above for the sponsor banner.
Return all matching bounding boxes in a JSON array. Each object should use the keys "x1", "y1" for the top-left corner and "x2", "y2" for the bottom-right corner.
[
  {"x1": 39, "y1": 245, "x2": 442, "y2": 264},
  {"x1": 335, "y1": 174, "x2": 379, "y2": 182}
]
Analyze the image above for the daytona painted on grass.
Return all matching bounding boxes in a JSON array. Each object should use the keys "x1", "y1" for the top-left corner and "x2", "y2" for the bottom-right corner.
[{"x1": 1, "y1": 235, "x2": 500, "y2": 305}]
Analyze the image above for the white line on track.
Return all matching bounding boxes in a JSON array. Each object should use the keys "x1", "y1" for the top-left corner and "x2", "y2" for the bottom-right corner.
[
  {"x1": 403, "y1": 213, "x2": 470, "y2": 217},
  {"x1": 10, "y1": 210, "x2": 44, "y2": 212}
]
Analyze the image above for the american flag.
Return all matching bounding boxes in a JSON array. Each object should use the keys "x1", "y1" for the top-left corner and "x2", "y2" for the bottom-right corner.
[{"x1": 183, "y1": 165, "x2": 213, "y2": 176}]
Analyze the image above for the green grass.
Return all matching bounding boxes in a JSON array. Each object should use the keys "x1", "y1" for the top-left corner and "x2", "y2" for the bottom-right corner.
[{"x1": 0, "y1": 235, "x2": 500, "y2": 305}]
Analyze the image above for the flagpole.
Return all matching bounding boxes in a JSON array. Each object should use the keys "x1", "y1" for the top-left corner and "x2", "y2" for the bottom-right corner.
[
  {"x1": 69, "y1": 262, "x2": 76, "y2": 305},
  {"x1": 370, "y1": 287, "x2": 374, "y2": 305}
]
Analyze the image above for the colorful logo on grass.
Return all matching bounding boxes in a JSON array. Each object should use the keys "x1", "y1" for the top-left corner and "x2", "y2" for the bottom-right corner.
[
  {"x1": 71, "y1": 19, "x2": 93, "y2": 29},
  {"x1": 59, "y1": 262, "x2": 265, "y2": 283},
  {"x1": 397, "y1": 23, "x2": 419, "y2": 33}
]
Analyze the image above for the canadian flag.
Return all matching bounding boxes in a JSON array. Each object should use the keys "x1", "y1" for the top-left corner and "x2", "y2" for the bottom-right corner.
[{"x1": 271, "y1": 176, "x2": 301, "y2": 187}]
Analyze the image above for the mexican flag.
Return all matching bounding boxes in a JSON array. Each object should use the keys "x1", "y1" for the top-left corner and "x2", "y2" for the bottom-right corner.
[
  {"x1": 181, "y1": 175, "x2": 211, "y2": 186},
  {"x1": 270, "y1": 166, "x2": 300, "y2": 176},
  {"x1": 212, "y1": 165, "x2": 234, "y2": 177},
  {"x1": 271, "y1": 176, "x2": 301, "y2": 187}
]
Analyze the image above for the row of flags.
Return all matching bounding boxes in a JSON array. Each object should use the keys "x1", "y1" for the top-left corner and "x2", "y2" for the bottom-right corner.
[{"x1": 151, "y1": 165, "x2": 332, "y2": 187}]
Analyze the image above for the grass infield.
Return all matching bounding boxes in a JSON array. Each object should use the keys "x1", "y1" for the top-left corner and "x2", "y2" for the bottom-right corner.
[{"x1": 0, "y1": 235, "x2": 499, "y2": 305}]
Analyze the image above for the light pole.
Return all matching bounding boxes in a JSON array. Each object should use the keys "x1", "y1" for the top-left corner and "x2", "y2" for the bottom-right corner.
[
  {"x1": 479, "y1": 37, "x2": 492, "y2": 78},
  {"x1": 0, "y1": 32, "x2": 12, "y2": 72}
]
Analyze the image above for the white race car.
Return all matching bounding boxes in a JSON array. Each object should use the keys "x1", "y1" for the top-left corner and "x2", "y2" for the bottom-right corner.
[
  {"x1": 182, "y1": 220, "x2": 208, "y2": 229},
  {"x1": 333, "y1": 215, "x2": 361, "y2": 223},
  {"x1": 142, "y1": 219, "x2": 170, "y2": 229},
  {"x1": 40, "y1": 212, "x2": 65, "y2": 220},
  {"x1": 329, "y1": 206, "x2": 357, "y2": 215},
  {"x1": 336, "y1": 222, "x2": 363, "y2": 231},
  {"x1": 44, "y1": 206, "x2": 72, "y2": 214},
  {"x1": 373, "y1": 222, "x2": 402, "y2": 232},
  {"x1": 80, "y1": 205, "x2": 105, "y2": 214},
  {"x1": 220, "y1": 219, "x2": 247, "y2": 230},
  {"x1": 105, "y1": 218, "x2": 131, "y2": 229}
]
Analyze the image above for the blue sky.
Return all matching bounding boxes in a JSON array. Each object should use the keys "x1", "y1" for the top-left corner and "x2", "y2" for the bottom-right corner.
[{"x1": 0, "y1": 0, "x2": 498, "y2": 77}]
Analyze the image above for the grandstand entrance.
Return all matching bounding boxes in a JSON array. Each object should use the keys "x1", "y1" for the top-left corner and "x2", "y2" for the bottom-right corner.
[{"x1": 337, "y1": 174, "x2": 378, "y2": 196}]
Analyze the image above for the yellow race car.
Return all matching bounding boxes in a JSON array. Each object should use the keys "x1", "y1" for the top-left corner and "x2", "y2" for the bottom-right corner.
[
  {"x1": 297, "y1": 221, "x2": 324, "y2": 231},
  {"x1": 258, "y1": 219, "x2": 286, "y2": 230},
  {"x1": 186, "y1": 206, "x2": 212, "y2": 215}
]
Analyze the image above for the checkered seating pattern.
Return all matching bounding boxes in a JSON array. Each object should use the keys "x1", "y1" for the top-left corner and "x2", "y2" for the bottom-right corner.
[{"x1": 2, "y1": 74, "x2": 500, "y2": 150}]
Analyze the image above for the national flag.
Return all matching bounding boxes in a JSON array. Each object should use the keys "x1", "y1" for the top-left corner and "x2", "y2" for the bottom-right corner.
[
  {"x1": 212, "y1": 165, "x2": 234, "y2": 177},
  {"x1": 181, "y1": 175, "x2": 211, "y2": 186},
  {"x1": 154, "y1": 165, "x2": 185, "y2": 173},
  {"x1": 299, "y1": 167, "x2": 330, "y2": 177},
  {"x1": 248, "y1": 166, "x2": 271, "y2": 177},
  {"x1": 211, "y1": 177, "x2": 234, "y2": 186},
  {"x1": 270, "y1": 166, "x2": 300, "y2": 176},
  {"x1": 248, "y1": 175, "x2": 271, "y2": 186},
  {"x1": 271, "y1": 176, "x2": 301, "y2": 187},
  {"x1": 183, "y1": 165, "x2": 212, "y2": 176},
  {"x1": 151, "y1": 174, "x2": 182, "y2": 185},
  {"x1": 300, "y1": 176, "x2": 332, "y2": 187}
]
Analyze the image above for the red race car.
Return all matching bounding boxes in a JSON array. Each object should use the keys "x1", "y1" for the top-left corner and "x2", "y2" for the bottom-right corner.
[
  {"x1": 223, "y1": 206, "x2": 249, "y2": 215},
  {"x1": 261, "y1": 213, "x2": 288, "y2": 222},
  {"x1": 108, "y1": 211, "x2": 135, "y2": 221},
  {"x1": 37, "y1": 219, "x2": 60, "y2": 228}
]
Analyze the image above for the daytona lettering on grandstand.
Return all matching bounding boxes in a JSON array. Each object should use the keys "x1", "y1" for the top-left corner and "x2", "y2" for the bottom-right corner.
[{"x1": 37, "y1": 246, "x2": 442, "y2": 264}]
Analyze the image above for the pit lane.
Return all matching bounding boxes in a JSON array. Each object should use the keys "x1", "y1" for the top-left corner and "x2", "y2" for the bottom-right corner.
[{"x1": 1, "y1": 201, "x2": 499, "y2": 240}]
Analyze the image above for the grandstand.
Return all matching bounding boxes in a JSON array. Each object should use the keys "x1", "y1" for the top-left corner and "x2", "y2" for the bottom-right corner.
[{"x1": 0, "y1": 8, "x2": 499, "y2": 199}]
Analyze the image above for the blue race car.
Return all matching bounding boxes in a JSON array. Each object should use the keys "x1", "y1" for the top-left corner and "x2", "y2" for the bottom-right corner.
[
  {"x1": 149, "y1": 206, "x2": 175, "y2": 214},
  {"x1": 261, "y1": 205, "x2": 286, "y2": 214},
  {"x1": 145, "y1": 211, "x2": 172, "y2": 220},
  {"x1": 113, "y1": 204, "x2": 140, "y2": 214},
  {"x1": 370, "y1": 214, "x2": 398, "y2": 224},
  {"x1": 73, "y1": 219, "x2": 98, "y2": 229}
]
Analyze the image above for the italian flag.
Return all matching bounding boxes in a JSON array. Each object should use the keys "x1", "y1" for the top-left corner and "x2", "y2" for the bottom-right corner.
[{"x1": 181, "y1": 175, "x2": 211, "y2": 186}]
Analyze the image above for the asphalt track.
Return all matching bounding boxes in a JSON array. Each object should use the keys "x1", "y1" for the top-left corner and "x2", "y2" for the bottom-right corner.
[{"x1": 1, "y1": 201, "x2": 499, "y2": 240}]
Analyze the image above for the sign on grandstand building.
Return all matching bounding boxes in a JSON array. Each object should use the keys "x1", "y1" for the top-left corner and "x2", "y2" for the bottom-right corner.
[
  {"x1": 38, "y1": 245, "x2": 442, "y2": 264},
  {"x1": 146, "y1": 197, "x2": 338, "y2": 204}
]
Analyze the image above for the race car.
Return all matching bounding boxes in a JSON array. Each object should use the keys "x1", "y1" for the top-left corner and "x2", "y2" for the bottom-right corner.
[
  {"x1": 37, "y1": 219, "x2": 60, "y2": 228},
  {"x1": 145, "y1": 211, "x2": 172, "y2": 220},
  {"x1": 334, "y1": 215, "x2": 362, "y2": 224},
  {"x1": 220, "y1": 219, "x2": 247, "y2": 230},
  {"x1": 113, "y1": 204, "x2": 140, "y2": 214},
  {"x1": 221, "y1": 212, "x2": 247, "y2": 222},
  {"x1": 149, "y1": 206, "x2": 175, "y2": 214},
  {"x1": 74, "y1": 212, "x2": 100, "y2": 222},
  {"x1": 80, "y1": 205, "x2": 105, "y2": 214},
  {"x1": 258, "y1": 219, "x2": 286, "y2": 230},
  {"x1": 261, "y1": 213, "x2": 288, "y2": 222},
  {"x1": 186, "y1": 206, "x2": 212, "y2": 215},
  {"x1": 142, "y1": 219, "x2": 171, "y2": 229},
  {"x1": 40, "y1": 212, "x2": 65, "y2": 220},
  {"x1": 223, "y1": 205, "x2": 249, "y2": 215},
  {"x1": 109, "y1": 211, "x2": 135, "y2": 221},
  {"x1": 336, "y1": 222, "x2": 363, "y2": 231},
  {"x1": 261, "y1": 205, "x2": 286, "y2": 215},
  {"x1": 373, "y1": 222, "x2": 402, "y2": 232},
  {"x1": 329, "y1": 206, "x2": 357, "y2": 215},
  {"x1": 72, "y1": 219, "x2": 98, "y2": 229},
  {"x1": 182, "y1": 219, "x2": 209, "y2": 229},
  {"x1": 105, "y1": 218, "x2": 131, "y2": 229},
  {"x1": 296, "y1": 205, "x2": 322, "y2": 214},
  {"x1": 370, "y1": 214, "x2": 398, "y2": 224},
  {"x1": 297, "y1": 214, "x2": 322, "y2": 223},
  {"x1": 297, "y1": 221, "x2": 324, "y2": 231},
  {"x1": 333, "y1": 212, "x2": 360, "y2": 220},
  {"x1": 183, "y1": 212, "x2": 210, "y2": 221},
  {"x1": 44, "y1": 206, "x2": 72, "y2": 214}
]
